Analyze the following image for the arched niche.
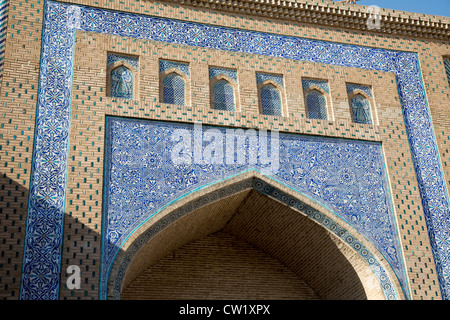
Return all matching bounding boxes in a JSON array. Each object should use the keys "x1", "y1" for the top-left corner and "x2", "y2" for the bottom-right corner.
[{"x1": 106, "y1": 171, "x2": 405, "y2": 300}]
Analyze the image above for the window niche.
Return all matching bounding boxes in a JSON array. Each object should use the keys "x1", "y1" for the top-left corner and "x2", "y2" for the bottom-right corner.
[
  {"x1": 106, "y1": 53, "x2": 139, "y2": 99},
  {"x1": 209, "y1": 67, "x2": 239, "y2": 112},
  {"x1": 443, "y1": 56, "x2": 450, "y2": 88},
  {"x1": 346, "y1": 83, "x2": 375, "y2": 125}
]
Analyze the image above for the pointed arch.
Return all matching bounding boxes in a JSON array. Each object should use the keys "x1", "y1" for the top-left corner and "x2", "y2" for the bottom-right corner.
[
  {"x1": 258, "y1": 79, "x2": 285, "y2": 116},
  {"x1": 159, "y1": 68, "x2": 190, "y2": 106},
  {"x1": 349, "y1": 90, "x2": 373, "y2": 124},
  {"x1": 210, "y1": 73, "x2": 239, "y2": 112},
  {"x1": 105, "y1": 170, "x2": 405, "y2": 300},
  {"x1": 305, "y1": 87, "x2": 328, "y2": 120}
]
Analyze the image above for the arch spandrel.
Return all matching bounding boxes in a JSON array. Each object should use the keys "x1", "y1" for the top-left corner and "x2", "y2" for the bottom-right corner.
[{"x1": 101, "y1": 116, "x2": 407, "y2": 300}]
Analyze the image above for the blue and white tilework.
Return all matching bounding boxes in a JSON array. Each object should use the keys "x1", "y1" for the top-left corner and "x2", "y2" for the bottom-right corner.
[
  {"x1": 159, "y1": 59, "x2": 190, "y2": 77},
  {"x1": 443, "y1": 58, "x2": 450, "y2": 87},
  {"x1": 103, "y1": 116, "x2": 401, "y2": 300},
  {"x1": 346, "y1": 84, "x2": 373, "y2": 124},
  {"x1": 107, "y1": 54, "x2": 138, "y2": 99},
  {"x1": 21, "y1": 0, "x2": 450, "y2": 300},
  {"x1": 302, "y1": 79, "x2": 330, "y2": 94},
  {"x1": 107, "y1": 53, "x2": 139, "y2": 70},
  {"x1": 110, "y1": 66, "x2": 134, "y2": 99},
  {"x1": 346, "y1": 83, "x2": 373, "y2": 98}
]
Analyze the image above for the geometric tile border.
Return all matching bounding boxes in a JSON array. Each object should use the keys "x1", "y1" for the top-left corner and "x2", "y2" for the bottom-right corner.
[{"x1": 20, "y1": 1, "x2": 450, "y2": 299}]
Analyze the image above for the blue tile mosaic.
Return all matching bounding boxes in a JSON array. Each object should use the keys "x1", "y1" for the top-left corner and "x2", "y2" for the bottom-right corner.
[
  {"x1": 256, "y1": 72, "x2": 284, "y2": 87},
  {"x1": 302, "y1": 79, "x2": 330, "y2": 94},
  {"x1": 346, "y1": 83, "x2": 373, "y2": 98},
  {"x1": 159, "y1": 59, "x2": 190, "y2": 78},
  {"x1": 110, "y1": 65, "x2": 134, "y2": 99},
  {"x1": 20, "y1": 0, "x2": 450, "y2": 300},
  {"x1": 350, "y1": 94, "x2": 372, "y2": 124}
]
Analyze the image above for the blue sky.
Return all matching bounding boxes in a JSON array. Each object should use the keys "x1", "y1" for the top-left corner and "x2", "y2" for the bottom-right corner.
[{"x1": 348, "y1": 0, "x2": 450, "y2": 17}]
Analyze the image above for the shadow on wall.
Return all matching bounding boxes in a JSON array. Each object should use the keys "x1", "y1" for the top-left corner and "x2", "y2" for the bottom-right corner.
[{"x1": 0, "y1": 172, "x2": 102, "y2": 300}]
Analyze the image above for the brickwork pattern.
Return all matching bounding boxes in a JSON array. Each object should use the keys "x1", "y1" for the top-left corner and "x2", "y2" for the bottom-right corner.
[{"x1": 118, "y1": 184, "x2": 387, "y2": 300}]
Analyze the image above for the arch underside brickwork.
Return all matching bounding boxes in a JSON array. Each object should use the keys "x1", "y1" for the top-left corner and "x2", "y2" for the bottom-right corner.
[{"x1": 107, "y1": 173, "x2": 403, "y2": 300}]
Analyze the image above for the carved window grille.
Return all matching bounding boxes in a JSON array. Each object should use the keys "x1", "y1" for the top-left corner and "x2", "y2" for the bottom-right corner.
[
  {"x1": 306, "y1": 89, "x2": 328, "y2": 120},
  {"x1": 302, "y1": 79, "x2": 330, "y2": 120},
  {"x1": 110, "y1": 66, "x2": 134, "y2": 99},
  {"x1": 444, "y1": 57, "x2": 450, "y2": 87},
  {"x1": 107, "y1": 53, "x2": 138, "y2": 99},
  {"x1": 350, "y1": 94, "x2": 372, "y2": 124}
]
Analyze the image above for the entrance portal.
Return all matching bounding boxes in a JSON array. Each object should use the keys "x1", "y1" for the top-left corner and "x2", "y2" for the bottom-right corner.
[
  {"x1": 113, "y1": 179, "x2": 393, "y2": 299},
  {"x1": 122, "y1": 230, "x2": 321, "y2": 299}
]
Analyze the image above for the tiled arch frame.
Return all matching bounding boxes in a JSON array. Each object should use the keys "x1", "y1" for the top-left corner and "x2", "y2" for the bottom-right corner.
[
  {"x1": 20, "y1": 1, "x2": 450, "y2": 299},
  {"x1": 107, "y1": 171, "x2": 404, "y2": 300},
  {"x1": 257, "y1": 79, "x2": 287, "y2": 116}
]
